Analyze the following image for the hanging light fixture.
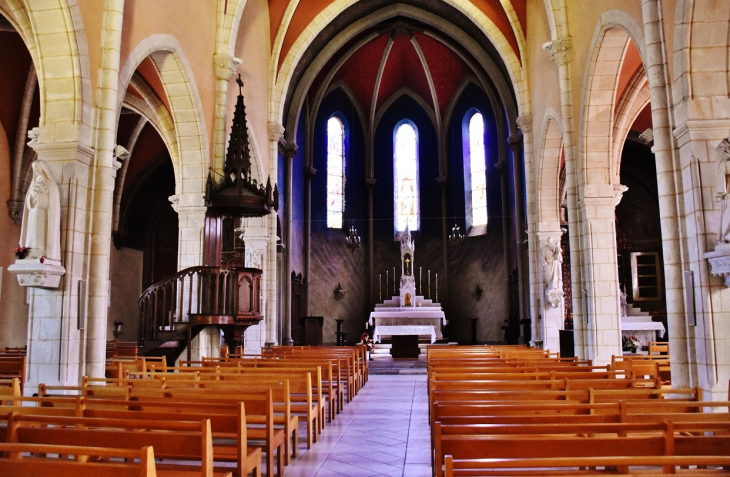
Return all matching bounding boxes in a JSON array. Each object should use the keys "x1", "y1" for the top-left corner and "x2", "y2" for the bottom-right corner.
[
  {"x1": 346, "y1": 222, "x2": 361, "y2": 251},
  {"x1": 449, "y1": 224, "x2": 464, "y2": 244}
]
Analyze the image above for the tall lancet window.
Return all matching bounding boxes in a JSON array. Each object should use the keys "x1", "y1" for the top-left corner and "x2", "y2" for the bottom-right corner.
[
  {"x1": 327, "y1": 116, "x2": 345, "y2": 229},
  {"x1": 394, "y1": 121, "x2": 419, "y2": 232},
  {"x1": 466, "y1": 111, "x2": 487, "y2": 228}
]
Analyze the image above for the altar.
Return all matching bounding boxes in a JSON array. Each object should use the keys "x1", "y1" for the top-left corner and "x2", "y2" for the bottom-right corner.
[{"x1": 366, "y1": 225, "x2": 447, "y2": 341}]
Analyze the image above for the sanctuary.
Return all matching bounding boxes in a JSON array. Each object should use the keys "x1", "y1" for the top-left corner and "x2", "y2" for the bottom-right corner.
[{"x1": 367, "y1": 226, "x2": 447, "y2": 343}]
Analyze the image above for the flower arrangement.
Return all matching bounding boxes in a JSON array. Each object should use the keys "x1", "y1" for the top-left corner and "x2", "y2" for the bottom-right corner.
[
  {"x1": 360, "y1": 332, "x2": 373, "y2": 349},
  {"x1": 622, "y1": 335, "x2": 641, "y2": 352},
  {"x1": 14, "y1": 246, "x2": 27, "y2": 259}
]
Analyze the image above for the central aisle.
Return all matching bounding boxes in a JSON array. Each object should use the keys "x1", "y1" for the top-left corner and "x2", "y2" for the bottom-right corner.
[{"x1": 284, "y1": 375, "x2": 431, "y2": 477}]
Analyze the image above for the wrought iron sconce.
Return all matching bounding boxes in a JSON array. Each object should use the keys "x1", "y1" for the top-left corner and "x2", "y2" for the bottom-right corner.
[
  {"x1": 448, "y1": 224, "x2": 464, "y2": 244},
  {"x1": 334, "y1": 283, "x2": 347, "y2": 300},
  {"x1": 345, "y1": 223, "x2": 361, "y2": 251},
  {"x1": 113, "y1": 321, "x2": 124, "y2": 338}
]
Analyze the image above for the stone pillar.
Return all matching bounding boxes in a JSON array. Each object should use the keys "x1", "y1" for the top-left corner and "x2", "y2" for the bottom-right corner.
[
  {"x1": 86, "y1": 0, "x2": 125, "y2": 379},
  {"x1": 241, "y1": 218, "x2": 270, "y2": 353},
  {"x1": 303, "y1": 166, "x2": 316, "y2": 316},
  {"x1": 536, "y1": 228, "x2": 564, "y2": 352},
  {"x1": 266, "y1": 122, "x2": 284, "y2": 346},
  {"x1": 544, "y1": 38, "x2": 586, "y2": 358},
  {"x1": 577, "y1": 192, "x2": 625, "y2": 365},
  {"x1": 281, "y1": 142, "x2": 297, "y2": 346},
  {"x1": 366, "y1": 178, "x2": 377, "y2": 305},
  {"x1": 22, "y1": 140, "x2": 93, "y2": 393},
  {"x1": 437, "y1": 176, "x2": 449, "y2": 311},
  {"x1": 640, "y1": 0, "x2": 689, "y2": 388},
  {"x1": 213, "y1": 54, "x2": 242, "y2": 172},
  {"x1": 508, "y1": 133, "x2": 527, "y2": 327},
  {"x1": 170, "y1": 193, "x2": 207, "y2": 271}
]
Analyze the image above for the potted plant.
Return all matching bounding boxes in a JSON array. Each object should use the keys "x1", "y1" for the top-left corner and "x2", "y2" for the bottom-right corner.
[
  {"x1": 14, "y1": 246, "x2": 28, "y2": 259},
  {"x1": 360, "y1": 332, "x2": 374, "y2": 360}
]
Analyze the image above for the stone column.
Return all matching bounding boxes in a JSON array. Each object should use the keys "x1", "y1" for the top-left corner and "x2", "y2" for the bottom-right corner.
[
  {"x1": 281, "y1": 142, "x2": 298, "y2": 346},
  {"x1": 544, "y1": 38, "x2": 586, "y2": 358},
  {"x1": 508, "y1": 133, "x2": 527, "y2": 328},
  {"x1": 265, "y1": 122, "x2": 284, "y2": 346},
  {"x1": 536, "y1": 229, "x2": 565, "y2": 353},
  {"x1": 213, "y1": 54, "x2": 242, "y2": 172},
  {"x1": 240, "y1": 218, "x2": 269, "y2": 353},
  {"x1": 170, "y1": 193, "x2": 207, "y2": 271},
  {"x1": 437, "y1": 176, "x2": 449, "y2": 311},
  {"x1": 21, "y1": 140, "x2": 93, "y2": 393},
  {"x1": 577, "y1": 192, "x2": 625, "y2": 365},
  {"x1": 86, "y1": 0, "x2": 125, "y2": 378},
  {"x1": 640, "y1": 0, "x2": 689, "y2": 387},
  {"x1": 366, "y1": 178, "x2": 377, "y2": 305},
  {"x1": 303, "y1": 166, "x2": 316, "y2": 316}
]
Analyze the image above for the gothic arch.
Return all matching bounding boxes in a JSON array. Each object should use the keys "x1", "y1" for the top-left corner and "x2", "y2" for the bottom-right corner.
[
  {"x1": 0, "y1": 0, "x2": 92, "y2": 145},
  {"x1": 538, "y1": 109, "x2": 564, "y2": 227},
  {"x1": 118, "y1": 35, "x2": 209, "y2": 196},
  {"x1": 275, "y1": 2, "x2": 523, "y2": 143},
  {"x1": 579, "y1": 10, "x2": 647, "y2": 193},
  {"x1": 611, "y1": 67, "x2": 650, "y2": 183}
]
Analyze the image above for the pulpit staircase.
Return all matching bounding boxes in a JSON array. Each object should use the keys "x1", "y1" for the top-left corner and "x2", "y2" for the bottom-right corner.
[{"x1": 137, "y1": 266, "x2": 263, "y2": 362}]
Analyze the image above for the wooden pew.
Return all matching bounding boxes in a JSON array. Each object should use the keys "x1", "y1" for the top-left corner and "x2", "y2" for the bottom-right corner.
[
  {"x1": 1, "y1": 377, "x2": 21, "y2": 405},
  {"x1": 0, "y1": 442, "x2": 158, "y2": 477},
  {"x1": 0, "y1": 355, "x2": 26, "y2": 393},
  {"x1": 434, "y1": 420, "x2": 730, "y2": 477},
  {"x1": 6, "y1": 413, "x2": 234, "y2": 477},
  {"x1": 444, "y1": 455, "x2": 730, "y2": 476}
]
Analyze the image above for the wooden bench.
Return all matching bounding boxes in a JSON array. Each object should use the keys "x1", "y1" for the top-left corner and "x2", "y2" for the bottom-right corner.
[
  {"x1": 0, "y1": 355, "x2": 25, "y2": 393},
  {"x1": 1, "y1": 377, "x2": 21, "y2": 405},
  {"x1": 6, "y1": 413, "x2": 234, "y2": 477},
  {"x1": 0, "y1": 442, "x2": 158, "y2": 477},
  {"x1": 444, "y1": 455, "x2": 730, "y2": 476},
  {"x1": 434, "y1": 420, "x2": 730, "y2": 477}
]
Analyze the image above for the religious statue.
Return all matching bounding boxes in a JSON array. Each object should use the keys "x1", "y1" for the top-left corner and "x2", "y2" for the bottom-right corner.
[
  {"x1": 619, "y1": 284, "x2": 628, "y2": 317},
  {"x1": 404, "y1": 254, "x2": 411, "y2": 276},
  {"x1": 541, "y1": 237, "x2": 563, "y2": 292},
  {"x1": 19, "y1": 160, "x2": 61, "y2": 261},
  {"x1": 715, "y1": 133, "x2": 730, "y2": 243}
]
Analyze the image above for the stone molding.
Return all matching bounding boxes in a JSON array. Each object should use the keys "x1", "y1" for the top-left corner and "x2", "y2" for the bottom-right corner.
[
  {"x1": 546, "y1": 288, "x2": 564, "y2": 308},
  {"x1": 8, "y1": 257, "x2": 66, "y2": 289},
  {"x1": 705, "y1": 243, "x2": 730, "y2": 287},
  {"x1": 213, "y1": 53, "x2": 242, "y2": 81},
  {"x1": 516, "y1": 114, "x2": 533, "y2": 134},
  {"x1": 268, "y1": 122, "x2": 285, "y2": 142},
  {"x1": 542, "y1": 38, "x2": 571, "y2": 65}
]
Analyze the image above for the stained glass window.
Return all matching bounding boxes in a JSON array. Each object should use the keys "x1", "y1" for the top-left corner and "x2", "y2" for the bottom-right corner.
[
  {"x1": 327, "y1": 116, "x2": 345, "y2": 229},
  {"x1": 468, "y1": 112, "x2": 487, "y2": 227},
  {"x1": 394, "y1": 121, "x2": 419, "y2": 232}
]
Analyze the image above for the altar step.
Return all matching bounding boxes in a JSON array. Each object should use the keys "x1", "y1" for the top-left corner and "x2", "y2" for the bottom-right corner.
[{"x1": 371, "y1": 341, "x2": 452, "y2": 354}]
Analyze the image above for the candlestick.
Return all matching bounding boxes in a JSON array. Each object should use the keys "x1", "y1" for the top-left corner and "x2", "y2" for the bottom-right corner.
[
  {"x1": 393, "y1": 267, "x2": 396, "y2": 295},
  {"x1": 419, "y1": 267, "x2": 422, "y2": 295},
  {"x1": 386, "y1": 271, "x2": 389, "y2": 299},
  {"x1": 379, "y1": 273, "x2": 382, "y2": 302},
  {"x1": 428, "y1": 270, "x2": 431, "y2": 299},
  {"x1": 436, "y1": 273, "x2": 438, "y2": 302}
]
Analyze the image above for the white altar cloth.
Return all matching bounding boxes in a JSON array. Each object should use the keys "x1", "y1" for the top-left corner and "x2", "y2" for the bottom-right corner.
[
  {"x1": 620, "y1": 321, "x2": 666, "y2": 332},
  {"x1": 367, "y1": 308, "x2": 447, "y2": 326},
  {"x1": 373, "y1": 325, "x2": 436, "y2": 344}
]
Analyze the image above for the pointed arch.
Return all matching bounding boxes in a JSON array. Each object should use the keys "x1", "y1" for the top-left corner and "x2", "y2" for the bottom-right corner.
[
  {"x1": 118, "y1": 35, "x2": 210, "y2": 196},
  {"x1": 538, "y1": 109, "x2": 564, "y2": 226}
]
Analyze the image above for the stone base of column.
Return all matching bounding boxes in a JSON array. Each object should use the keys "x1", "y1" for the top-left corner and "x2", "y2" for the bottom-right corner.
[{"x1": 705, "y1": 243, "x2": 730, "y2": 287}]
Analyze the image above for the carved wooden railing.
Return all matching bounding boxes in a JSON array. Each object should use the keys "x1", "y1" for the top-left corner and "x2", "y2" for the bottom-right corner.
[{"x1": 138, "y1": 266, "x2": 262, "y2": 345}]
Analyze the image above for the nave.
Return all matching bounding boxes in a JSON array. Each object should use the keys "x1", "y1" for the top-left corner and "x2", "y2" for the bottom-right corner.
[{"x1": 284, "y1": 375, "x2": 430, "y2": 477}]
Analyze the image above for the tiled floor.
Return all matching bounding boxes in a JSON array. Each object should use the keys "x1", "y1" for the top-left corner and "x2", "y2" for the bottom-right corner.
[{"x1": 284, "y1": 374, "x2": 431, "y2": 476}]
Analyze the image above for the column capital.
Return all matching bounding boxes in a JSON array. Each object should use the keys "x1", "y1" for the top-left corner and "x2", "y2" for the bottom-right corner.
[
  {"x1": 436, "y1": 176, "x2": 448, "y2": 188},
  {"x1": 542, "y1": 38, "x2": 571, "y2": 65},
  {"x1": 304, "y1": 166, "x2": 317, "y2": 180},
  {"x1": 577, "y1": 187, "x2": 627, "y2": 219},
  {"x1": 213, "y1": 53, "x2": 242, "y2": 81},
  {"x1": 279, "y1": 141, "x2": 298, "y2": 158},
  {"x1": 508, "y1": 133, "x2": 523, "y2": 152},
  {"x1": 365, "y1": 177, "x2": 377, "y2": 188},
  {"x1": 169, "y1": 193, "x2": 206, "y2": 214},
  {"x1": 516, "y1": 114, "x2": 533, "y2": 134},
  {"x1": 268, "y1": 122, "x2": 285, "y2": 142}
]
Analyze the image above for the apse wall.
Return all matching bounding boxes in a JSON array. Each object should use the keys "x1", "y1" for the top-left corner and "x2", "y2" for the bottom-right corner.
[{"x1": 303, "y1": 87, "x2": 509, "y2": 344}]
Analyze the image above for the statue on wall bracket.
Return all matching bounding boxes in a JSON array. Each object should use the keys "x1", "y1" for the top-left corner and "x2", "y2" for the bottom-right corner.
[
  {"x1": 8, "y1": 160, "x2": 66, "y2": 288},
  {"x1": 541, "y1": 236, "x2": 564, "y2": 307}
]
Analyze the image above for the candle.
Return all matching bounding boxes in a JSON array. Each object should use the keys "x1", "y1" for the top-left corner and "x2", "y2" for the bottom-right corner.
[
  {"x1": 419, "y1": 267, "x2": 422, "y2": 295},
  {"x1": 379, "y1": 273, "x2": 382, "y2": 302},
  {"x1": 428, "y1": 270, "x2": 431, "y2": 299},
  {"x1": 393, "y1": 267, "x2": 396, "y2": 295},
  {"x1": 386, "y1": 271, "x2": 389, "y2": 299},
  {"x1": 436, "y1": 273, "x2": 438, "y2": 302}
]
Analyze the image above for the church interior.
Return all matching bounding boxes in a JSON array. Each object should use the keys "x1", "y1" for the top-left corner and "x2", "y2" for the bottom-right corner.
[{"x1": 1, "y1": 0, "x2": 730, "y2": 473}]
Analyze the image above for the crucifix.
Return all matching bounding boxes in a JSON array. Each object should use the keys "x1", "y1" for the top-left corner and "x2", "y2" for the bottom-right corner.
[{"x1": 404, "y1": 257, "x2": 411, "y2": 276}]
